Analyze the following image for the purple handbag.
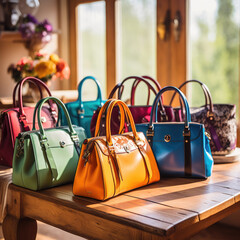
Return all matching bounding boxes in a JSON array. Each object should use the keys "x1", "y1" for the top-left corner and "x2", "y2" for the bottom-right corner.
[
  {"x1": 170, "y1": 79, "x2": 237, "y2": 155},
  {"x1": 90, "y1": 76, "x2": 176, "y2": 136}
]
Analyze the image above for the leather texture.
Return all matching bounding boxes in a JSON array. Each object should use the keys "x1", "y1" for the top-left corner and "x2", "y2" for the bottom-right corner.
[
  {"x1": 135, "y1": 86, "x2": 213, "y2": 178},
  {"x1": 73, "y1": 99, "x2": 160, "y2": 200},
  {"x1": 12, "y1": 97, "x2": 86, "y2": 191},
  {"x1": 170, "y1": 80, "x2": 237, "y2": 155},
  {"x1": 90, "y1": 76, "x2": 176, "y2": 137},
  {"x1": 0, "y1": 77, "x2": 57, "y2": 167},
  {"x1": 61, "y1": 76, "x2": 105, "y2": 138}
]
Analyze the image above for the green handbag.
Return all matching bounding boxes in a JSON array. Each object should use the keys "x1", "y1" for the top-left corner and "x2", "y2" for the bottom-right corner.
[{"x1": 12, "y1": 97, "x2": 86, "y2": 191}]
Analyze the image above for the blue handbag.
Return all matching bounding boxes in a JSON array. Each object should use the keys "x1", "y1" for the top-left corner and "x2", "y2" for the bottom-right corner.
[
  {"x1": 62, "y1": 76, "x2": 105, "y2": 138},
  {"x1": 135, "y1": 86, "x2": 213, "y2": 178}
]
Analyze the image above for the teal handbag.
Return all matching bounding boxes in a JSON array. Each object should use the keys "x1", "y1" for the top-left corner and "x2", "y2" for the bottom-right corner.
[
  {"x1": 12, "y1": 97, "x2": 86, "y2": 191},
  {"x1": 62, "y1": 76, "x2": 105, "y2": 138}
]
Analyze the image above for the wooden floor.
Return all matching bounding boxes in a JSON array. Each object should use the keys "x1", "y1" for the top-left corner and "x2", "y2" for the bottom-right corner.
[{"x1": 0, "y1": 221, "x2": 240, "y2": 240}]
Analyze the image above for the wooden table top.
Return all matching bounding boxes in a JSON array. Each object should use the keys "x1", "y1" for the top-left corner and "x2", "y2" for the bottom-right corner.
[{"x1": 5, "y1": 161, "x2": 240, "y2": 240}]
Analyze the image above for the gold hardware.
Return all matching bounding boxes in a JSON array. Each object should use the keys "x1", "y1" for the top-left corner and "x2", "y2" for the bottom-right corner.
[
  {"x1": 205, "y1": 132, "x2": 211, "y2": 140},
  {"x1": 183, "y1": 128, "x2": 191, "y2": 137},
  {"x1": 147, "y1": 130, "x2": 154, "y2": 137},
  {"x1": 78, "y1": 109, "x2": 85, "y2": 115},
  {"x1": 164, "y1": 135, "x2": 171, "y2": 142},
  {"x1": 207, "y1": 111, "x2": 214, "y2": 121},
  {"x1": 41, "y1": 117, "x2": 46, "y2": 123}
]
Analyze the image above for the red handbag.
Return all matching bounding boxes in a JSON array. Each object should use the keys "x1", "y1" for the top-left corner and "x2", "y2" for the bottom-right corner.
[{"x1": 0, "y1": 77, "x2": 57, "y2": 167}]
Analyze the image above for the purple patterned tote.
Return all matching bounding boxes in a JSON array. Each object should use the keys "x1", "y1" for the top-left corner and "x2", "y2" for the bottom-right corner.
[{"x1": 170, "y1": 80, "x2": 237, "y2": 155}]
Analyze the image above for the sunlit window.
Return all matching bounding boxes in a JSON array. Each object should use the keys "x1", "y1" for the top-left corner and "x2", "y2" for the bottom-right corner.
[
  {"x1": 189, "y1": 0, "x2": 240, "y2": 116},
  {"x1": 115, "y1": 0, "x2": 156, "y2": 104},
  {"x1": 77, "y1": 1, "x2": 106, "y2": 99}
]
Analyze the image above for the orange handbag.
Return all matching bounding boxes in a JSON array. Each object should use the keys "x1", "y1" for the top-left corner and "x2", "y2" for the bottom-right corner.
[{"x1": 73, "y1": 99, "x2": 160, "y2": 200}]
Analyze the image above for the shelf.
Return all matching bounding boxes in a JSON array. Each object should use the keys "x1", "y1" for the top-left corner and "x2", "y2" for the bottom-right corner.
[
  {"x1": 0, "y1": 30, "x2": 60, "y2": 42},
  {"x1": 0, "y1": 31, "x2": 22, "y2": 41}
]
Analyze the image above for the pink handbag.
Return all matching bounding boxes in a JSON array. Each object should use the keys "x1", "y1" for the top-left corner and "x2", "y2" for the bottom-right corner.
[
  {"x1": 0, "y1": 77, "x2": 57, "y2": 167},
  {"x1": 90, "y1": 76, "x2": 176, "y2": 136}
]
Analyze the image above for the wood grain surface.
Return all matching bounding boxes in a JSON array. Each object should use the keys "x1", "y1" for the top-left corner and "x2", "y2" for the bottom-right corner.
[{"x1": 3, "y1": 161, "x2": 240, "y2": 240}]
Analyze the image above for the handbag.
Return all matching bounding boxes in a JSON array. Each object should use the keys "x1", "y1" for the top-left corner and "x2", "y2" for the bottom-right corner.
[
  {"x1": 73, "y1": 99, "x2": 160, "y2": 200},
  {"x1": 90, "y1": 76, "x2": 176, "y2": 136},
  {"x1": 61, "y1": 76, "x2": 105, "y2": 138},
  {"x1": 0, "y1": 77, "x2": 57, "y2": 167},
  {"x1": 12, "y1": 96, "x2": 86, "y2": 191},
  {"x1": 169, "y1": 80, "x2": 237, "y2": 155},
  {"x1": 135, "y1": 86, "x2": 213, "y2": 178}
]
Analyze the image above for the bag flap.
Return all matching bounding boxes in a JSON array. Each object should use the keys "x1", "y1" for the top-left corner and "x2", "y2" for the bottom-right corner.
[
  {"x1": 7, "y1": 105, "x2": 57, "y2": 126},
  {"x1": 66, "y1": 100, "x2": 105, "y2": 118},
  {"x1": 22, "y1": 126, "x2": 86, "y2": 148},
  {"x1": 94, "y1": 132, "x2": 146, "y2": 156}
]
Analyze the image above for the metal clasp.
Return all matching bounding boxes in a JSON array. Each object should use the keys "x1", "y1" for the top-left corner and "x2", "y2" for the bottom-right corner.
[
  {"x1": 59, "y1": 141, "x2": 66, "y2": 148},
  {"x1": 183, "y1": 127, "x2": 191, "y2": 137},
  {"x1": 78, "y1": 109, "x2": 85, "y2": 115},
  {"x1": 205, "y1": 132, "x2": 211, "y2": 140},
  {"x1": 123, "y1": 145, "x2": 130, "y2": 153},
  {"x1": 207, "y1": 111, "x2": 214, "y2": 121}
]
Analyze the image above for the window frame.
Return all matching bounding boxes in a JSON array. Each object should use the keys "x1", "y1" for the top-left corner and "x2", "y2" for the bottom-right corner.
[{"x1": 68, "y1": 0, "x2": 187, "y2": 101}]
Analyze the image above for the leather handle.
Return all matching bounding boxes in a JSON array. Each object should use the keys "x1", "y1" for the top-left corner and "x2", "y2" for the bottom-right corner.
[
  {"x1": 77, "y1": 76, "x2": 103, "y2": 112},
  {"x1": 17, "y1": 77, "x2": 53, "y2": 116},
  {"x1": 108, "y1": 76, "x2": 160, "y2": 105},
  {"x1": 106, "y1": 100, "x2": 140, "y2": 146},
  {"x1": 13, "y1": 80, "x2": 43, "y2": 107},
  {"x1": 94, "y1": 99, "x2": 126, "y2": 137},
  {"x1": 141, "y1": 76, "x2": 161, "y2": 91},
  {"x1": 32, "y1": 96, "x2": 76, "y2": 138},
  {"x1": 169, "y1": 79, "x2": 214, "y2": 114},
  {"x1": 130, "y1": 78, "x2": 157, "y2": 105},
  {"x1": 150, "y1": 86, "x2": 191, "y2": 127},
  {"x1": 131, "y1": 76, "x2": 162, "y2": 105},
  {"x1": 108, "y1": 82, "x2": 124, "y2": 99}
]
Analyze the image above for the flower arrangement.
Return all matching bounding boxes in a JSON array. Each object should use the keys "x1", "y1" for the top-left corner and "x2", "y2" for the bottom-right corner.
[
  {"x1": 8, "y1": 53, "x2": 70, "y2": 83},
  {"x1": 18, "y1": 14, "x2": 53, "y2": 44}
]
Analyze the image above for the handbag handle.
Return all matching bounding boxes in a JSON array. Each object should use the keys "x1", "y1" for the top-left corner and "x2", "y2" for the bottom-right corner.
[
  {"x1": 150, "y1": 86, "x2": 191, "y2": 128},
  {"x1": 15, "y1": 77, "x2": 54, "y2": 116},
  {"x1": 108, "y1": 76, "x2": 158, "y2": 102},
  {"x1": 131, "y1": 76, "x2": 162, "y2": 105},
  {"x1": 106, "y1": 100, "x2": 140, "y2": 146},
  {"x1": 169, "y1": 79, "x2": 214, "y2": 116},
  {"x1": 77, "y1": 76, "x2": 103, "y2": 114},
  {"x1": 32, "y1": 96, "x2": 77, "y2": 138},
  {"x1": 32, "y1": 97, "x2": 80, "y2": 180},
  {"x1": 94, "y1": 99, "x2": 127, "y2": 137},
  {"x1": 13, "y1": 80, "x2": 43, "y2": 107}
]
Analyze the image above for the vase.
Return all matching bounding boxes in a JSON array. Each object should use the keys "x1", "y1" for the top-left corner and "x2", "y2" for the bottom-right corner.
[{"x1": 24, "y1": 37, "x2": 47, "y2": 58}]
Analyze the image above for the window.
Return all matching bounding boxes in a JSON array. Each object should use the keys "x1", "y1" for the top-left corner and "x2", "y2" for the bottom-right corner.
[
  {"x1": 116, "y1": 0, "x2": 156, "y2": 79},
  {"x1": 188, "y1": 0, "x2": 240, "y2": 117},
  {"x1": 69, "y1": 0, "x2": 187, "y2": 100},
  {"x1": 76, "y1": 1, "x2": 106, "y2": 99}
]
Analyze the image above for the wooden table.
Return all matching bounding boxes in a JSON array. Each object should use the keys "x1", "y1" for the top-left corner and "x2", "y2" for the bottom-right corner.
[{"x1": 3, "y1": 161, "x2": 240, "y2": 240}]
